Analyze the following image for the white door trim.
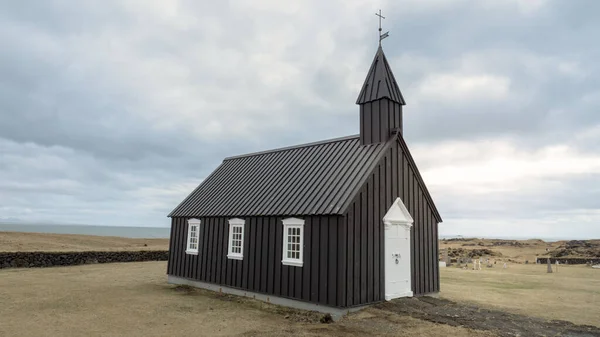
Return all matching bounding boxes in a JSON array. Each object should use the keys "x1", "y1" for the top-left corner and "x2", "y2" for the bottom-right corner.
[{"x1": 383, "y1": 197, "x2": 414, "y2": 300}]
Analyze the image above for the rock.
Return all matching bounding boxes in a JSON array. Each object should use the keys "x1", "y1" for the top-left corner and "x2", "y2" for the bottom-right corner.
[
  {"x1": 0, "y1": 251, "x2": 169, "y2": 270},
  {"x1": 320, "y1": 313, "x2": 333, "y2": 324}
]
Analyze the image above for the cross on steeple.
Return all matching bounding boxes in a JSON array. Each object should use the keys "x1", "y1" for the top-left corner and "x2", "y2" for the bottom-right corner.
[{"x1": 376, "y1": 9, "x2": 389, "y2": 46}]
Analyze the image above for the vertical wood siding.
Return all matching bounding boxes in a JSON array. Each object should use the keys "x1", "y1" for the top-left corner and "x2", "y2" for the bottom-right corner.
[
  {"x1": 341, "y1": 140, "x2": 440, "y2": 306},
  {"x1": 168, "y1": 215, "x2": 345, "y2": 307},
  {"x1": 167, "y1": 139, "x2": 440, "y2": 309},
  {"x1": 360, "y1": 98, "x2": 403, "y2": 145}
]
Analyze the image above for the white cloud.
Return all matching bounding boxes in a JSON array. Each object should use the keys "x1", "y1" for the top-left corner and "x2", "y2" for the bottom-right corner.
[
  {"x1": 393, "y1": 0, "x2": 548, "y2": 15},
  {"x1": 558, "y1": 61, "x2": 586, "y2": 79},
  {"x1": 0, "y1": 137, "x2": 199, "y2": 226},
  {"x1": 441, "y1": 210, "x2": 600, "y2": 239},
  {"x1": 414, "y1": 138, "x2": 600, "y2": 194},
  {"x1": 478, "y1": 0, "x2": 548, "y2": 15},
  {"x1": 412, "y1": 136, "x2": 600, "y2": 238},
  {"x1": 0, "y1": 0, "x2": 598, "y2": 239},
  {"x1": 415, "y1": 73, "x2": 510, "y2": 104}
]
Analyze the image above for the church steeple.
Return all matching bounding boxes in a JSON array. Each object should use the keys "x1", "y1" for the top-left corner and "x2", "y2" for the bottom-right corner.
[
  {"x1": 357, "y1": 46, "x2": 406, "y2": 145},
  {"x1": 356, "y1": 46, "x2": 405, "y2": 105}
]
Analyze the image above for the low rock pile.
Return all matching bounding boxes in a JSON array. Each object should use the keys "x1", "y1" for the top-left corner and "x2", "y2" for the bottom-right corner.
[
  {"x1": 0, "y1": 250, "x2": 168, "y2": 269},
  {"x1": 536, "y1": 257, "x2": 600, "y2": 265},
  {"x1": 548, "y1": 240, "x2": 600, "y2": 258},
  {"x1": 448, "y1": 248, "x2": 501, "y2": 259},
  {"x1": 490, "y1": 240, "x2": 528, "y2": 247}
]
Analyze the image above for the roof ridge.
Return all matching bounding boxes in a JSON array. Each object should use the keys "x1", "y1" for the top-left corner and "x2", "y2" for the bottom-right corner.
[{"x1": 224, "y1": 134, "x2": 360, "y2": 160}]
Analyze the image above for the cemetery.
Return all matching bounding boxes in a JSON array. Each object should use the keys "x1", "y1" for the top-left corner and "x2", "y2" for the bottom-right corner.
[{"x1": 436, "y1": 238, "x2": 600, "y2": 327}]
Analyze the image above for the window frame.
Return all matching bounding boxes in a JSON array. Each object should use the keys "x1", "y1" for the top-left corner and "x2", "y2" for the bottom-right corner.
[
  {"x1": 227, "y1": 218, "x2": 245, "y2": 260},
  {"x1": 281, "y1": 217, "x2": 304, "y2": 267},
  {"x1": 186, "y1": 218, "x2": 200, "y2": 255}
]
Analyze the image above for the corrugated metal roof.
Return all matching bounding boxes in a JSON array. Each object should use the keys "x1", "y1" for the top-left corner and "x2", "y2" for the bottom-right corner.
[
  {"x1": 356, "y1": 46, "x2": 406, "y2": 105},
  {"x1": 169, "y1": 135, "x2": 392, "y2": 217}
]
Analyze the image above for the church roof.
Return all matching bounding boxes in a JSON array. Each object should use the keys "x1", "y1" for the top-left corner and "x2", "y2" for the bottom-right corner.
[
  {"x1": 356, "y1": 46, "x2": 406, "y2": 105},
  {"x1": 168, "y1": 135, "x2": 391, "y2": 218}
]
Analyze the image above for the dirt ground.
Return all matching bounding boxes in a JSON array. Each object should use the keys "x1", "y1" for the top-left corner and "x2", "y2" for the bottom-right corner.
[
  {"x1": 440, "y1": 263, "x2": 600, "y2": 327},
  {"x1": 376, "y1": 297, "x2": 600, "y2": 337},
  {"x1": 0, "y1": 231, "x2": 169, "y2": 252},
  {"x1": 0, "y1": 261, "x2": 494, "y2": 337}
]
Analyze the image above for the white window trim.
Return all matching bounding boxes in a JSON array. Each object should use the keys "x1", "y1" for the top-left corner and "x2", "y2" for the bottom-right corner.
[
  {"x1": 186, "y1": 218, "x2": 200, "y2": 255},
  {"x1": 282, "y1": 217, "x2": 304, "y2": 267},
  {"x1": 227, "y1": 218, "x2": 245, "y2": 260}
]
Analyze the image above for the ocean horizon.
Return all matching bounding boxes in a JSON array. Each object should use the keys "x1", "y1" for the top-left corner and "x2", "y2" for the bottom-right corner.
[
  {"x1": 0, "y1": 222, "x2": 170, "y2": 238},
  {"x1": 0, "y1": 222, "x2": 591, "y2": 241}
]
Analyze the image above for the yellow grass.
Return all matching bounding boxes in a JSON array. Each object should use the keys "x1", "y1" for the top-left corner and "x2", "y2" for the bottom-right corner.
[
  {"x1": 0, "y1": 231, "x2": 169, "y2": 252},
  {"x1": 440, "y1": 263, "x2": 600, "y2": 327},
  {"x1": 3, "y1": 232, "x2": 597, "y2": 333},
  {"x1": 0, "y1": 261, "x2": 494, "y2": 337}
]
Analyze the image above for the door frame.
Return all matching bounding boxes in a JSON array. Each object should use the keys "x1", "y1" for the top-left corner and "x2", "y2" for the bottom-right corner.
[{"x1": 383, "y1": 197, "x2": 414, "y2": 300}]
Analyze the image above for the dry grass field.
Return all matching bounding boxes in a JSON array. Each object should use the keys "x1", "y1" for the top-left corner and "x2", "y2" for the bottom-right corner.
[
  {"x1": 440, "y1": 263, "x2": 600, "y2": 327},
  {"x1": 2, "y1": 232, "x2": 598, "y2": 335},
  {"x1": 0, "y1": 261, "x2": 493, "y2": 337},
  {"x1": 0, "y1": 231, "x2": 169, "y2": 252}
]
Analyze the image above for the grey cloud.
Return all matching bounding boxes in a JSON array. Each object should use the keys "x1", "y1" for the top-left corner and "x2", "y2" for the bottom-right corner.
[
  {"x1": 380, "y1": 1, "x2": 600, "y2": 144},
  {"x1": 0, "y1": 1, "x2": 598, "y2": 237}
]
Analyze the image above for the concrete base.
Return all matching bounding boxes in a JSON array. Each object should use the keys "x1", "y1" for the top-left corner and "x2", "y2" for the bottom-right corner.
[
  {"x1": 424, "y1": 292, "x2": 441, "y2": 298},
  {"x1": 385, "y1": 290, "x2": 413, "y2": 301},
  {"x1": 168, "y1": 275, "x2": 367, "y2": 321}
]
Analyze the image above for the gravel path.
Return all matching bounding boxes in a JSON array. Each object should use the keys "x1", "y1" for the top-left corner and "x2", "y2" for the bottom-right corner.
[{"x1": 374, "y1": 297, "x2": 600, "y2": 337}]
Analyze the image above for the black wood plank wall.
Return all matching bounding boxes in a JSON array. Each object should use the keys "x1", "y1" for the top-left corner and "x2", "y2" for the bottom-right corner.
[
  {"x1": 166, "y1": 140, "x2": 440, "y2": 309},
  {"x1": 167, "y1": 215, "x2": 345, "y2": 307},
  {"x1": 341, "y1": 139, "x2": 440, "y2": 306},
  {"x1": 360, "y1": 98, "x2": 403, "y2": 145}
]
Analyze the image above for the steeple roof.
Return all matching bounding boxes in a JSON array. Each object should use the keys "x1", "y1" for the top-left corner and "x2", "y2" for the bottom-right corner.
[{"x1": 356, "y1": 46, "x2": 406, "y2": 105}]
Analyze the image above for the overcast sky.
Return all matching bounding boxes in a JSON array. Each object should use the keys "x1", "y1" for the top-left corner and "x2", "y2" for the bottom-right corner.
[{"x1": 1, "y1": 0, "x2": 599, "y2": 239}]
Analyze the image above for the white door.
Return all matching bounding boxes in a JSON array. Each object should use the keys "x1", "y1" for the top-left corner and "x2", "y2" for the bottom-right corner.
[{"x1": 383, "y1": 198, "x2": 414, "y2": 300}]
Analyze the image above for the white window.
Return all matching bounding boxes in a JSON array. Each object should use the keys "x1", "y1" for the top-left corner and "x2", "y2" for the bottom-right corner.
[
  {"x1": 227, "y1": 218, "x2": 245, "y2": 260},
  {"x1": 282, "y1": 217, "x2": 304, "y2": 267},
  {"x1": 186, "y1": 218, "x2": 200, "y2": 255}
]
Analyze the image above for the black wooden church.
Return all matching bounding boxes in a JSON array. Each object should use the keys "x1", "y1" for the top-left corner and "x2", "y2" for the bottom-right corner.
[{"x1": 167, "y1": 40, "x2": 442, "y2": 313}]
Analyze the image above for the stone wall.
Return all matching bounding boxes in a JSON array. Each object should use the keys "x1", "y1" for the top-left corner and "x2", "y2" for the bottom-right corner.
[
  {"x1": 535, "y1": 257, "x2": 600, "y2": 265},
  {"x1": 0, "y1": 251, "x2": 169, "y2": 269}
]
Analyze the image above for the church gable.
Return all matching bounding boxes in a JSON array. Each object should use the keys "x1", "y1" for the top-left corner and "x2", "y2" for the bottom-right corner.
[
  {"x1": 339, "y1": 133, "x2": 442, "y2": 222},
  {"x1": 338, "y1": 133, "x2": 441, "y2": 305}
]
